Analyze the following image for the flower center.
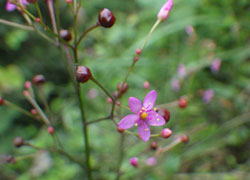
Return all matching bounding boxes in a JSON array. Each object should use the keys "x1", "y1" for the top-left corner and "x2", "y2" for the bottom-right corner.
[{"x1": 140, "y1": 112, "x2": 148, "y2": 120}]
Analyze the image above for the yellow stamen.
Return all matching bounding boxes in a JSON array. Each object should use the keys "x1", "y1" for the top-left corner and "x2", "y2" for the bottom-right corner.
[{"x1": 140, "y1": 112, "x2": 148, "y2": 120}]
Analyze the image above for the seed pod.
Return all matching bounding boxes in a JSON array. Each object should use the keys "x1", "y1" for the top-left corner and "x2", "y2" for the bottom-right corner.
[
  {"x1": 98, "y1": 8, "x2": 116, "y2": 28},
  {"x1": 150, "y1": 141, "x2": 158, "y2": 150},
  {"x1": 76, "y1": 66, "x2": 92, "y2": 83}
]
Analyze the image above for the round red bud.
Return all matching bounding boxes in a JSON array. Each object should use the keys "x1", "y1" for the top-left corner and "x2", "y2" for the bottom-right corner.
[
  {"x1": 178, "y1": 98, "x2": 188, "y2": 108},
  {"x1": 133, "y1": 56, "x2": 139, "y2": 62},
  {"x1": 129, "y1": 157, "x2": 138, "y2": 167},
  {"x1": 160, "y1": 128, "x2": 172, "y2": 138},
  {"x1": 180, "y1": 135, "x2": 189, "y2": 143},
  {"x1": 98, "y1": 8, "x2": 116, "y2": 28},
  {"x1": 47, "y1": 126, "x2": 55, "y2": 134},
  {"x1": 157, "y1": 108, "x2": 170, "y2": 123},
  {"x1": 143, "y1": 81, "x2": 150, "y2": 89},
  {"x1": 150, "y1": 141, "x2": 158, "y2": 150},
  {"x1": 35, "y1": 18, "x2": 41, "y2": 23},
  {"x1": 13, "y1": 137, "x2": 25, "y2": 148},
  {"x1": 106, "y1": 97, "x2": 113, "y2": 104},
  {"x1": 117, "y1": 127, "x2": 125, "y2": 133},
  {"x1": 30, "y1": 108, "x2": 38, "y2": 115},
  {"x1": 60, "y1": 29, "x2": 72, "y2": 41},
  {"x1": 76, "y1": 66, "x2": 92, "y2": 83},
  {"x1": 32, "y1": 74, "x2": 46, "y2": 85},
  {"x1": 135, "y1": 48, "x2": 142, "y2": 55}
]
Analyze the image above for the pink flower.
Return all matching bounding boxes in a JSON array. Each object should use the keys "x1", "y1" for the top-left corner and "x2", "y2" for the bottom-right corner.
[
  {"x1": 5, "y1": 0, "x2": 29, "y2": 12},
  {"x1": 177, "y1": 64, "x2": 187, "y2": 78},
  {"x1": 157, "y1": 0, "x2": 174, "y2": 21},
  {"x1": 118, "y1": 90, "x2": 165, "y2": 142},
  {"x1": 171, "y1": 78, "x2": 180, "y2": 92},
  {"x1": 202, "y1": 89, "x2": 214, "y2": 103},
  {"x1": 145, "y1": 157, "x2": 157, "y2": 166},
  {"x1": 210, "y1": 58, "x2": 221, "y2": 73}
]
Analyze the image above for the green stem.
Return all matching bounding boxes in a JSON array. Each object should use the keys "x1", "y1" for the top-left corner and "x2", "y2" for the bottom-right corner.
[
  {"x1": 0, "y1": 19, "x2": 33, "y2": 31},
  {"x1": 91, "y1": 77, "x2": 114, "y2": 101},
  {"x1": 115, "y1": 134, "x2": 125, "y2": 180},
  {"x1": 76, "y1": 24, "x2": 100, "y2": 47},
  {"x1": 86, "y1": 116, "x2": 110, "y2": 125}
]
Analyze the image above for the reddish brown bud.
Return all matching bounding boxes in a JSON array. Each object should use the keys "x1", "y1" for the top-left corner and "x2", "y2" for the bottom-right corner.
[
  {"x1": 30, "y1": 109, "x2": 38, "y2": 115},
  {"x1": 6, "y1": 155, "x2": 16, "y2": 164},
  {"x1": 180, "y1": 135, "x2": 189, "y2": 143},
  {"x1": 27, "y1": 0, "x2": 37, "y2": 3},
  {"x1": 157, "y1": 108, "x2": 170, "y2": 123},
  {"x1": 60, "y1": 29, "x2": 72, "y2": 41},
  {"x1": 13, "y1": 137, "x2": 25, "y2": 148},
  {"x1": 65, "y1": 0, "x2": 73, "y2": 3},
  {"x1": 160, "y1": 128, "x2": 172, "y2": 138},
  {"x1": 47, "y1": 126, "x2": 55, "y2": 134},
  {"x1": 24, "y1": 81, "x2": 32, "y2": 89},
  {"x1": 76, "y1": 66, "x2": 92, "y2": 83},
  {"x1": 98, "y1": 8, "x2": 116, "y2": 28},
  {"x1": 117, "y1": 127, "x2": 125, "y2": 133},
  {"x1": 106, "y1": 97, "x2": 113, "y2": 104},
  {"x1": 117, "y1": 82, "x2": 129, "y2": 95},
  {"x1": 32, "y1": 75, "x2": 46, "y2": 85},
  {"x1": 133, "y1": 56, "x2": 140, "y2": 62},
  {"x1": 150, "y1": 141, "x2": 158, "y2": 150},
  {"x1": 0, "y1": 97, "x2": 5, "y2": 106},
  {"x1": 178, "y1": 98, "x2": 188, "y2": 108}
]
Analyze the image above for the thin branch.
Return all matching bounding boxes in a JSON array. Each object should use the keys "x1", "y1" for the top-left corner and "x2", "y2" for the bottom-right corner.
[{"x1": 0, "y1": 19, "x2": 33, "y2": 31}]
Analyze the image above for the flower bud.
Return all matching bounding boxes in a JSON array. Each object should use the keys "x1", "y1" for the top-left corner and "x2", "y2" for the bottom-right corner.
[
  {"x1": 178, "y1": 98, "x2": 188, "y2": 108},
  {"x1": 66, "y1": 0, "x2": 73, "y2": 3},
  {"x1": 106, "y1": 97, "x2": 113, "y2": 104},
  {"x1": 117, "y1": 127, "x2": 125, "y2": 133},
  {"x1": 47, "y1": 126, "x2": 55, "y2": 134},
  {"x1": 160, "y1": 128, "x2": 172, "y2": 138},
  {"x1": 143, "y1": 81, "x2": 150, "y2": 89},
  {"x1": 60, "y1": 29, "x2": 72, "y2": 41},
  {"x1": 35, "y1": 18, "x2": 41, "y2": 23},
  {"x1": 76, "y1": 66, "x2": 92, "y2": 83},
  {"x1": 135, "y1": 48, "x2": 142, "y2": 55},
  {"x1": 13, "y1": 137, "x2": 25, "y2": 148},
  {"x1": 5, "y1": 155, "x2": 16, "y2": 164},
  {"x1": 27, "y1": 0, "x2": 37, "y2": 3},
  {"x1": 157, "y1": 0, "x2": 174, "y2": 21},
  {"x1": 0, "y1": 97, "x2": 5, "y2": 106},
  {"x1": 129, "y1": 157, "x2": 138, "y2": 167},
  {"x1": 117, "y1": 82, "x2": 129, "y2": 95},
  {"x1": 210, "y1": 58, "x2": 221, "y2": 73},
  {"x1": 32, "y1": 75, "x2": 46, "y2": 85},
  {"x1": 150, "y1": 141, "x2": 158, "y2": 150},
  {"x1": 24, "y1": 81, "x2": 32, "y2": 89},
  {"x1": 133, "y1": 56, "x2": 140, "y2": 62},
  {"x1": 180, "y1": 135, "x2": 189, "y2": 143},
  {"x1": 98, "y1": 8, "x2": 116, "y2": 28},
  {"x1": 30, "y1": 108, "x2": 38, "y2": 115},
  {"x1": 157, "y1": 108, "x2": 170, "y2": 123}
]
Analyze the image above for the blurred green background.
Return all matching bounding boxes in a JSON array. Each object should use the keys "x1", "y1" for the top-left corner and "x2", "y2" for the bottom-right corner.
[{"x1": 0, "y1": 0, "x2": 250, "y2": 179}]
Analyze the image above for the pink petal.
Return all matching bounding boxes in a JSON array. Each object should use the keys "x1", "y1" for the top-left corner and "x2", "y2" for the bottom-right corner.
[
  {"x1": 138, "y1": 121, "x2": 150, "y2": 142},
  {"x1": 146, "y1": 111, "x2": 165, "y2": 126},
  {"x1": 143, "y1": 90, "x2": 157, "y2": 110},
  {"x1": 118, "y1": 114, "x2": 139, "y2": 129},
  {"x1": 128, "y1": 97, "x2": 142, "y2": 113},
  {"x1": 21, "y1": 0, "x2": 29, "y2": 5},
  {"x1": 6, "y1": 2, "x2": 16, "y2": 12}
]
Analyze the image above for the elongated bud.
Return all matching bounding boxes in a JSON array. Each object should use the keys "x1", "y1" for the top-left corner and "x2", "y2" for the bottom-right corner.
[
  {"x1": 129, "y1": 157, "x2": 138, "y2": 167},
  {"x1": 98, "y1": 8, "x2": 116, "y2": 28},
  {"x1": 157, "y1": 0, "x2": 174, "y2": 21},
  {"x1": 13, "y1": 137, "x2": 25, "y2": 148},
  {"x1": 76, "y1": 66, "x2": 92, "y2": 83},
  {"x1": 117, "y1": 82, "x2": 129, "y2": 95},
  {"x1": 160, "y1": 128, "x2": 172, "y2": 138}
]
